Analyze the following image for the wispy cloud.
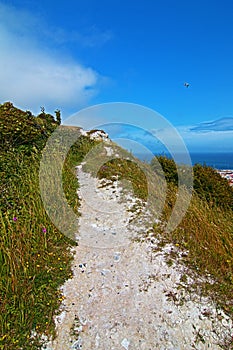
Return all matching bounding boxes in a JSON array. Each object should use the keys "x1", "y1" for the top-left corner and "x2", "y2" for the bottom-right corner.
[
  {"x1": 103, "y1": 120, "x2": 233, "y2": 154},
  {"x1": 103, "y1": 124, "x2": 166, "y2": 154},
  {"x1": 177, "y1": 121, "x2": 233, "y2": 152},
  {"x1": 190, "y1": 117, "x2": 233, "y2": 132},
  {"x1": 0, "y1": 3, "x2": 105, "y2": 114}
]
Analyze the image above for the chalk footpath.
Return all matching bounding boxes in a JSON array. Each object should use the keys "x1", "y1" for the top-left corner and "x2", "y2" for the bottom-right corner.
[{"x1": 44, "y1": 160, "x2": 232, "y2": 350}]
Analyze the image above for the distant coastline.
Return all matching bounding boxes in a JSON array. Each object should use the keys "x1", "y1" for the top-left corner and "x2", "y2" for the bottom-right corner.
[{"x1": 136, "y1": 152, "x2": 233, "y2": 170}]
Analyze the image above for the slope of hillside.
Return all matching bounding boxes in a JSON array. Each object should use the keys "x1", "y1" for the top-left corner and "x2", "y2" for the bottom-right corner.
[
  {"x1": 0, "y1": 103, "x2": 232, "y2": 349},
  {"x1": 44, "y1": 158, "x2": 232, "y2": 350}
]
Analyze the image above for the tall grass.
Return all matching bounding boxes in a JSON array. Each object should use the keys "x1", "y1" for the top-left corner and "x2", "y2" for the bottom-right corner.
[
  {"x1": 0, "y1": 128, "x2": 97, "y2": 349},
  {"x1": 153, "y1": 182, "x2": 233, "y2": 316},
  {"x1": 0, "y1": 150, "x2": 76, "y2": 349},
  {"x1": 1, "y1": 102, "x2": 232, "y2": 349}
]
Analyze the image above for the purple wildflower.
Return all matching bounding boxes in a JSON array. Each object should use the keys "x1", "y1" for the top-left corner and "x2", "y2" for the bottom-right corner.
[
  {"x1": 101, "y1": 165, "x2": 108, "y2": 171},
  {"x1": 42, "y1": 227, "x2": 47, "y2": 233},
  {"x1": 13, "y1": 217, "x2": 18, "y2": 222}
]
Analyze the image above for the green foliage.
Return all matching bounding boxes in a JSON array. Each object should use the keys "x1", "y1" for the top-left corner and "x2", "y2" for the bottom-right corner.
[
  {"x1": 193, "y1": 164, "x2": 233, "y2": 210},
  {"x1": 0, "y1": 150, "x2": 75, "y2": 349},
  {"x1": 97, "y1": 158, "x2": 148, "y2": 200},
  {"x1": 63, "y1": 135, "x2": 96, "y2": 214},
  {"x1": 151, "y1": 155, "x2": 233, "y2": 317},
  {"x1": 0, "y1": 103, "x2": 103, "y2": 349},
  {"x1": 54, "y1": 109, "x2": 61, "y2": 125},
  {"x1": 151, "y1": 155, "x2": 233, "y2": 211},
  {"x1": 1, "y1": 102, "x2": 233, "y2": 348},
  {"x1": 155, "y1": 185, "x2": 233, "y2": 315},
  {"x1": 151, "y1": 155, "x2": 178, "y2": 185},
  {"x1": 0, "y1": 102, "x2": 59, "y2": 152},
  {"x1": 0, "y1": 103, "x2": 89, "y2": 349}
]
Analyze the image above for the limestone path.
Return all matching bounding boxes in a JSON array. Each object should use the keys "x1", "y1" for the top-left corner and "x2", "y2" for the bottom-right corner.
[{"x1": 44, "y1": 161, "x2": 232, "y2": 350}]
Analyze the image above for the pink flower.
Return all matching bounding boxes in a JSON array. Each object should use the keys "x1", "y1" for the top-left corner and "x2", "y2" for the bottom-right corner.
[
  {"x1": 13, "y1": 217, "x2": 18, "y2": 221},
  {"x1": 42, "y1": 227, "x2": 47, "y2": 233}
]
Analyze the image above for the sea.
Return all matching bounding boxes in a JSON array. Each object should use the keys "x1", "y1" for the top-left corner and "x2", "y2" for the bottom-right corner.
[
  {"x1": 188, "y1": 153, "x2": 233, "y2": 170},
  {"x1": 136, "y1": 152, "x2": 233, "y2": 170}
]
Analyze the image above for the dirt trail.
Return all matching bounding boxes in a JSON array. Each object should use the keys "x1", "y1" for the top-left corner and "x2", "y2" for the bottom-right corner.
[{"x1": 44, "y1": 161, "x2": 232, "y2": 350}]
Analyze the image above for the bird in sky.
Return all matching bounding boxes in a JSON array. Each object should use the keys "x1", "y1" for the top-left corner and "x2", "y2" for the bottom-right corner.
[{"x1": 184, "y1": 82, "x2": 190, "y2": 88}]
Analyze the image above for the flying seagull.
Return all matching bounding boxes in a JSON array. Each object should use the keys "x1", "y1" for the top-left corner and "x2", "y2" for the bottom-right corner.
[{"x1": 184, "y1": 82, "x2": 190, "y2": 88}]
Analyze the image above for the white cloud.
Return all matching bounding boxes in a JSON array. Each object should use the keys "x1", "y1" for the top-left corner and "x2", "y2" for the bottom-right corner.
[
  {"x1": 178, "y1": 126, "x2": 233, "y2": 152},
  {"x1": 150, "y1": 123, "x2": 233, "y2": 153},
  {"x1": 0, "y1": 3, "x2": 102, "y2": 114}
]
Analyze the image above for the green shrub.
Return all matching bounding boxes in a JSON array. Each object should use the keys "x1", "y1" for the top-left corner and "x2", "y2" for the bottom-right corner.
[
  {"x1": 151, "y1": 155, "x2": 233, "y2": 211},
  {"x1": 0, "y1": 104, "x2": 80, "y2": 349},
  {"x1": 151, "y1": 155, "x2": 178, "y2": 185},
  {"x1": 0, "y1": 102, "x2": 59, "y2": 152},
  {"x1": 193, "y1": 164, "x2": 233, "y2": 210}
]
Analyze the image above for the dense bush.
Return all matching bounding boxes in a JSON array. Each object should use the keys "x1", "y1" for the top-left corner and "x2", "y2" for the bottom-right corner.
[
  {"x1": 193, "y1": 164, "x2": 233, "y2": 210},
  {"x1": 151, "y1": 155, "x2": 178, "y2": 185},
  {"x1": 151, "y1": 155, "x2": 233, "y2": 316},
  {"x1": 0, "y1": 102, "x2": 60, "y2": 152},
  {"x1": 0, "y1": 103, "x2": 61, "y2": 213},
  {"x1": 151, "y1": 155, "x2": 233, "y2": 211},
  {"x1": 0, "y1": 103, "x2": 78, "y2": 349}
]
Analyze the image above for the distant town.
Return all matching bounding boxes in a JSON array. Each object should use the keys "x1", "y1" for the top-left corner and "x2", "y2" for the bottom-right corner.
[{"x1": 218, "y1": 169, "x2": 233, "y2": 186}]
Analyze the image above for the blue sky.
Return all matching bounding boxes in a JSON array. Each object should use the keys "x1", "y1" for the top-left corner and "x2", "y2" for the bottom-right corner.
[{"x1": 0, "y1": 0, "x2": 233, "y2": 153}]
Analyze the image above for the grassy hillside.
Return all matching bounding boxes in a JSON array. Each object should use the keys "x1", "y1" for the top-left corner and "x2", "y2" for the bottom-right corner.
[
  {"x1": 151, "y1": 156, "x2": 233, "y2": 315},
  {"x1": 0, "y1": 103, "x2": 232, "y2": 349},
  {"x1": 0, "y1": 103, "x2": 94, "y2": 349}
]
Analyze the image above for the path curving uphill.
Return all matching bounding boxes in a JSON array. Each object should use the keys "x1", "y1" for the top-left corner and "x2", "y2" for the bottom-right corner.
[{"x1": 44, "y1": 160, "x2": 232, "y2": 350}]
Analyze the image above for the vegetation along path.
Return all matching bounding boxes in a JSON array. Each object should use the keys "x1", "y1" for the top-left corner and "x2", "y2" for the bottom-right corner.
[{"x1": 44, "y1": 155, "x2": 232, "y2": 350}]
